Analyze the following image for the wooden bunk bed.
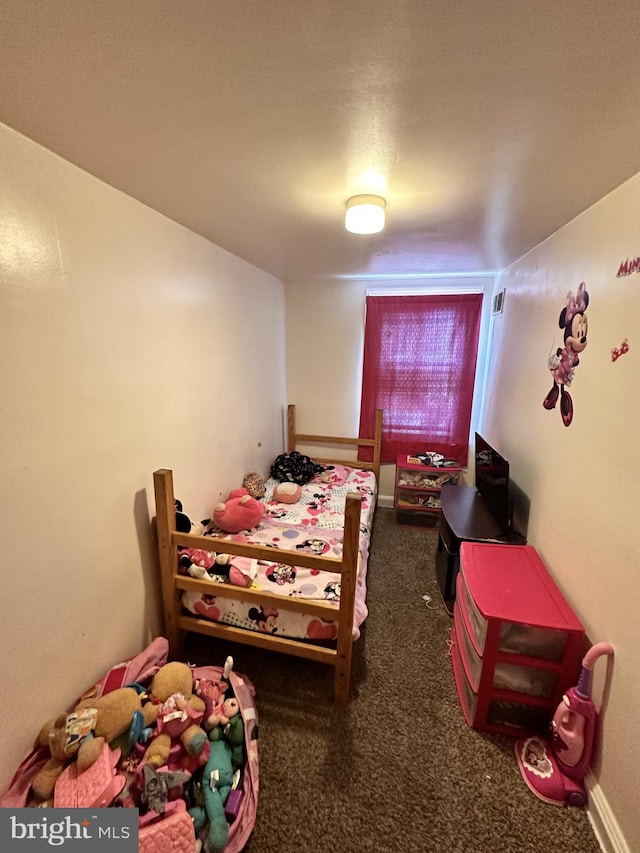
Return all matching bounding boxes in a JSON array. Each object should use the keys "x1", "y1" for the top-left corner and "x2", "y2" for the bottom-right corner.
[{"x1": 153, "y1": 404, "x2": 383, "y2": 704}]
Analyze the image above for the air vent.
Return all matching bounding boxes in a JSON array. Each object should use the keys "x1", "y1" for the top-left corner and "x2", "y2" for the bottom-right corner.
[{"x1": 492, "y1": 289, "x2": 505, "y2": 314}]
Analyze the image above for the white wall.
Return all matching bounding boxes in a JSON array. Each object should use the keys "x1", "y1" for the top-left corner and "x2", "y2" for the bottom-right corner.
[
  {"x1": 482, "y1": 173, "x2": 640, "y2": 852},
  {"x1": 285, "y1": 277, "x2": 495, "y2": 498},
  {"x1": 0, "y1": 123, "x2": 287, "y2": 793}
]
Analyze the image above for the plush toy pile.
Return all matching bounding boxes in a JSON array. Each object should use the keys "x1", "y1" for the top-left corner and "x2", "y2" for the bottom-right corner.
[{"x1": 21, "y1": 654, "x2": 254, "y2": 853}]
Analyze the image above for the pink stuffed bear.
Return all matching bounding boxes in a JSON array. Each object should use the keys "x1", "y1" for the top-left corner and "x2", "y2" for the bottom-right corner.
[{"x1": 213, "y1": 488, "x2": 265, "y2": 533}]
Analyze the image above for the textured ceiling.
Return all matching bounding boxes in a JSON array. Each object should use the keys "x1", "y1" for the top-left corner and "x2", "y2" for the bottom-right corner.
[{"x1": 2, "y1": 1, "x2": 640, "y2": 282}]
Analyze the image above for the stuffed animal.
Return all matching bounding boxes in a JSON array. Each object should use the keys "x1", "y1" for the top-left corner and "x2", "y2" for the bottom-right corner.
[
  {"x1": 174, "y1": 499, "x2": 206, "y2": 535},
  {"x1": 273, "y1": 482, "x2": 302, "y2": 503},
  {"x1": 209, "y1": 696, "x2": 245, "y2": 769},
  {"x1": 174, "y1": 499, "x2": 192, "y2": 534},
  {"x1": 242, "y1": 472, "x2": 265, "y2": 499},
  {"x1": 179, "y1": 548, "x2": 218, "y2": 573},
  {"x1": 179, "y1": 548, "x2": 257, "y2": 588},
  {"x1": 198, "y1": 656, "x2": 246, "y2": 769},
  {"x1": 32, "y1": 687, "x2": 159, "y2": 801},
  {"x1": 194, "y1": 657, "x2": 232, "y2": 731},
  {"x1": 206, "y1": 695, "x2": 239, "y2": 731},
  {"x1": 213, "y1": 488, "x2": 265, "y2": 534},
  {"x1": 179, "y1": 548, "x2": 233, "y2": 578},
  {"x1": 142, "y1": 661, "x2": 208, "y2": 769},
  {"x1": 189, "y1": 739, "x2": 234, "y2": 853}
]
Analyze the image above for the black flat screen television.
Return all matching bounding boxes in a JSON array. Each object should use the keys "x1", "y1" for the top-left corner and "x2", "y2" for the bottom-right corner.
[{"x1": 474, "y1": 432, "x2": 510, "y2": 535}]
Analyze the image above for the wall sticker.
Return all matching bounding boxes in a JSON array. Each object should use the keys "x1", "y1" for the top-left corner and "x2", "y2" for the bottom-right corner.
[
  {"x1": 611, "y1": 339, "x2": 629, "y2": 362},
  {"x1": 616, "y1": 256, "x2": 640, "y2": 277},
  {"x1": 543, "y1": 282, "x2": 590, "y2": 427}
]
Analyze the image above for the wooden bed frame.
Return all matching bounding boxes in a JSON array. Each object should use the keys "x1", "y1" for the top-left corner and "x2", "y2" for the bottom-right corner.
[{"x1": 153, "y1": 404, "x2": 383, "y2": 704}]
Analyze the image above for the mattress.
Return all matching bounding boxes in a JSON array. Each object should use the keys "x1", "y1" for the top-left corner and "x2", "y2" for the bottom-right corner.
[{"x1": 181, "y1": 465, "x2": 377, "y2": 641}]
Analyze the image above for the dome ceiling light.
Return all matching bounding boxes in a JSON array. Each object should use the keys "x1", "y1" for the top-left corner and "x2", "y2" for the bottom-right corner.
[{"x1": 345, "y1": 194, "x2": 386, "y2": 234}]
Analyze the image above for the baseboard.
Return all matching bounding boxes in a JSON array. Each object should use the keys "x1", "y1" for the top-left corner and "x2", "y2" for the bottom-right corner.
[{"x1": 586, "y1": 772, "x2": 630, "y2": 853}]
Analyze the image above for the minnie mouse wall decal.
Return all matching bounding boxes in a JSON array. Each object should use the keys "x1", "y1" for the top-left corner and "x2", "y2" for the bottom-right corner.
[{"x1": 543, "y1": 282, "x2": 590, "y2": 427}]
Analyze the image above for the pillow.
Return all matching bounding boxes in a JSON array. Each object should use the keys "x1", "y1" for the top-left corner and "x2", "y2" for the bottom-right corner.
[{"x1": 273, "y1": 482, "x2": 302, "y2": 504}]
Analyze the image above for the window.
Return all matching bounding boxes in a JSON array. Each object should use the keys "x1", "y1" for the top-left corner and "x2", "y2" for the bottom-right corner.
[{"x1": 358, "y1": 293, "x2": 483, "y2": 464}]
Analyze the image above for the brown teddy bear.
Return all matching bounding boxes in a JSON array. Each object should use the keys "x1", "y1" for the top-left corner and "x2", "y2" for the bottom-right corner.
[
  {"x1": 31, "y1": 686, "x2": 159, "y2": 801},
  {"x1": 142, "y1": 661, "x2": 208, "y2": 768}
]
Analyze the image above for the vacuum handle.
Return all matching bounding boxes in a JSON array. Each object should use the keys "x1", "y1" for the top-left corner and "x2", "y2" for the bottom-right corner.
[
  {"x1": 577, "y1": 642, "x2": 614, "y2": 698},
  {"x1": 583, "y1": 641, "x2": 614, "y2": 670}
]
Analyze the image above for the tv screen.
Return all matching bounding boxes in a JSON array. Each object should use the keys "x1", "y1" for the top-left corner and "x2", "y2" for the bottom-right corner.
[{"x1": 475, "y1": 433, "x2": 510, "y2": 534}]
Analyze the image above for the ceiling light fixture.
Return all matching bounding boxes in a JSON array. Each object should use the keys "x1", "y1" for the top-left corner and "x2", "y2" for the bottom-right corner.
[{"x1": 345, "y1": 194, "x2": 386, "y2": 234}]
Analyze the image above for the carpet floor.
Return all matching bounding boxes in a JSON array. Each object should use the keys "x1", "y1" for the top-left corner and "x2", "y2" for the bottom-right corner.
[{"x1": 185, "y1": 508, "x2": 602, "y2": 853}]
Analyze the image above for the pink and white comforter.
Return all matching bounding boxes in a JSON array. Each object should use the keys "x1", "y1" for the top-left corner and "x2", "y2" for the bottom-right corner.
[{"x1": 181, "y1": 466, "x2": 376, "y2": 641}]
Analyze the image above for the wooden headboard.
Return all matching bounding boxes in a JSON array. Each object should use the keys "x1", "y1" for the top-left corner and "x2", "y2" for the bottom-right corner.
[{"x1": 287, "y1": 404, "x2": 383, "y2": 483}]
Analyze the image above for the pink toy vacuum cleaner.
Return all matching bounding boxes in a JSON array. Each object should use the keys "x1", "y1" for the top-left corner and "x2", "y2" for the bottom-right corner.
[{"x1": 515, "y1": 641, "x2": 614, "y2": 807}]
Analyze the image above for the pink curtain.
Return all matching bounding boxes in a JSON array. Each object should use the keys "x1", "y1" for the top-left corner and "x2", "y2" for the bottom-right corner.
[{"x1": 359, "y1": 293, "x2": 483, "y2": 465}]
